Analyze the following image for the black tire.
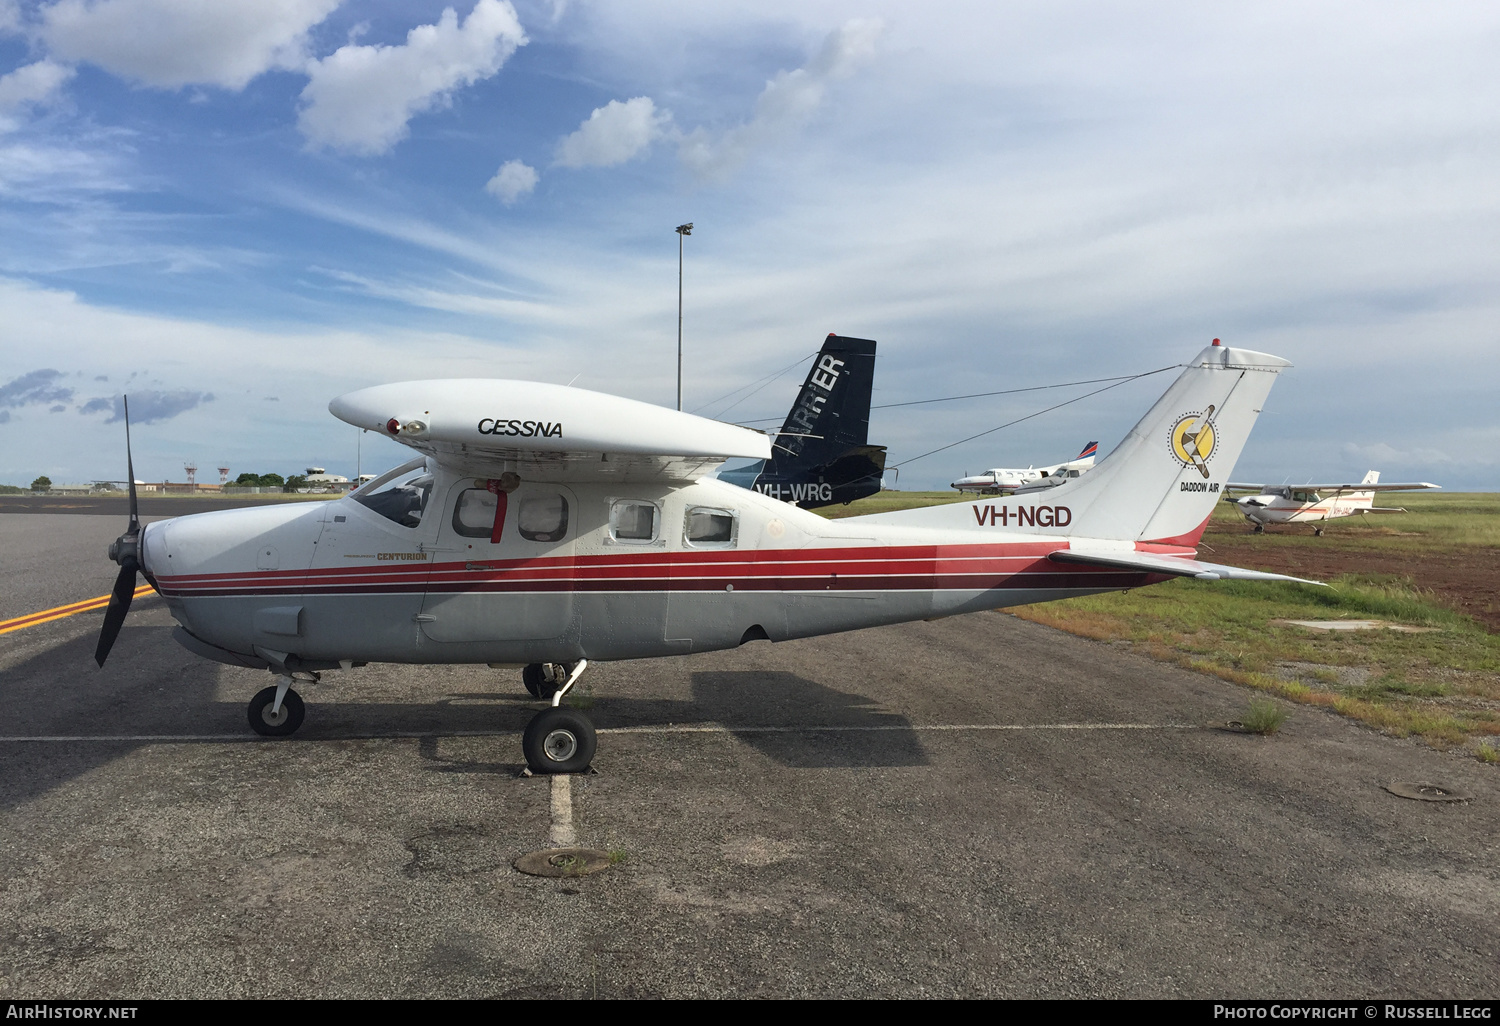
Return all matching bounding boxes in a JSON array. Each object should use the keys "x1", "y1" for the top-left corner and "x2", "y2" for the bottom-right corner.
[
  {"x1": 522, "y1": 663, "x2": 546, "y2": 699},
  {"x1": 248, "y1": 685, "x2": 305, "y2": 737},
  {"x1": 522, "y1": 707, "x2": 596, "y2": 774},
  {"x1": 1253, "y1": 524, "x2": 1264, "y2": 534}
]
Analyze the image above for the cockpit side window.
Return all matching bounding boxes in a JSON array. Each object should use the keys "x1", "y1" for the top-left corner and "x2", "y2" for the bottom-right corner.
[
  {"x1": 452, "y1": 488, "x2": 500, "y2": 538},
  {"x1": 351, "y1": 458, "x2": 434, "y2": 528}
]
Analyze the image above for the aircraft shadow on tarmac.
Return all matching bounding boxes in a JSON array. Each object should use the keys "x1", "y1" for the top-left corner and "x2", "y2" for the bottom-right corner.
[{"x1": 1, "y1": 630, "x2": 928, "y2": 807}]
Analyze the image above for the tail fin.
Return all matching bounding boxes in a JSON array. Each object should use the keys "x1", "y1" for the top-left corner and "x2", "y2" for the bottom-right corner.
[
  {"x1": 772, "y1": 334, "x2": 876, "y2": 467},
  {"x1": 1051, "y1": 343, "x2": 1289, "y2": 543},
  {"x1": 1077, "y1": 440, "x2": 1099, "y2": 460},
  {"x1": 720, "y1": 334, "x2": 883, "y2": 507},
  {"x1": 1349, "y1": 469, "x2": 1380, "y2": 504},
  {"x1": 855, "y1": 341, "x2": 1290, "y2": 543}
]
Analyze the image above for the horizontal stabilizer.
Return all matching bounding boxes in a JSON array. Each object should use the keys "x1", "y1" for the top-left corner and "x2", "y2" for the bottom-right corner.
[{"x1": 1049, "y1": 548, "x2": 1324, "y2": 585}]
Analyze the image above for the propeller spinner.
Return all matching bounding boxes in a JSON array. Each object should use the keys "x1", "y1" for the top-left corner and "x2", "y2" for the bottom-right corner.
[{"x1": 95, "y1": 397, "x2": 142, "y2": 667}]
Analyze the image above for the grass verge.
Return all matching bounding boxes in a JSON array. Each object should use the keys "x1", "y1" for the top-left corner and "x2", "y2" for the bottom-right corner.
[{"x1": 1010, "y1": 575, "x2": 1500, "y2": 758}]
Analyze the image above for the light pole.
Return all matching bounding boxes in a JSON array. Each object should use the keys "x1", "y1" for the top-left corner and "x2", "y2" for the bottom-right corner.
[{"x1": 675, "y1": 222, "x2": 692, "y2": 411}]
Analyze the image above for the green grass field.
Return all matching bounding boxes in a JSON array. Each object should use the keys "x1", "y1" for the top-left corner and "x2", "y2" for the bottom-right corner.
[
  {"x1": 1205, "y1": 489, "x2": 1500, "y2": 549},
  {"x1": 820, "y1": 490, "x2": 1500, "y2": 759}
]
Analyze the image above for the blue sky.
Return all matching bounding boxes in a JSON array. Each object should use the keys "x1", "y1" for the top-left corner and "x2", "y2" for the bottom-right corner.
[{"x1": 1, "y1": 0, "x2": 1496, "y2": 490}]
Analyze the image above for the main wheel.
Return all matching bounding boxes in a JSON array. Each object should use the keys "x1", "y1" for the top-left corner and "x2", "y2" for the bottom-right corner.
[
  {"x1": 1252, "y1": 523, "x2": 1265, "y2": 534},
  {"x1": 1313, "y1": 527, "x2": 1324, "y2": 537},
  {"x1": 522, "y1": 707, "x2": 596, "y2": 774},
  {"x1": 248, "y1": 685, "x2": 305, "y2": 737}
]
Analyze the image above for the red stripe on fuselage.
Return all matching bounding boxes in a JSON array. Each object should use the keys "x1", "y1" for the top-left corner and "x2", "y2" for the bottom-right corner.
[{"x1": 152, "y1": 541, "x2": 1163, "y2": 598}]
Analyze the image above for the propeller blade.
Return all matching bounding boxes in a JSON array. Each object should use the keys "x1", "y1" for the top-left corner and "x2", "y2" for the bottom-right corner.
[
  {"x1": 98, "y1": 396, "x2": 143, "y2": 668},
  {"x1": 95, "y1": 563, "x2": 138, "y2": 667},
  {"x1": 124, "y1": 395, "x2": 138, "y2": 531}
]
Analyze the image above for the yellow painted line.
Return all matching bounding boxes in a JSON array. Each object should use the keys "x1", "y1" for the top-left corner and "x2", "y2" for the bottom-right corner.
[{"x1": 0, "y1": 585, "x2": 155, "y2": 636}]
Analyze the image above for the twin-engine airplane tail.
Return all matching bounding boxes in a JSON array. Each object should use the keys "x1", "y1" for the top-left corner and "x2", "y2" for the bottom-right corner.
[{"x1": 719, "y1": 334, "x2": 885, "y2": 508}]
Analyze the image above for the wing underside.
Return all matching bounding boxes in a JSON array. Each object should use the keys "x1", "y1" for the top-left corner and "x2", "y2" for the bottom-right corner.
[{"x1": 400, "y1": 439, "x2": 730, "y2": 483}]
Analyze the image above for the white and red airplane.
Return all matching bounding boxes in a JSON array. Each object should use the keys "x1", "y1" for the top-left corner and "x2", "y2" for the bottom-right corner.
[
  {"x1": 96, "y1": 339, "x2": 1315, "y2": 773},
  {"x1": 1227, "y1": 471, "x2": 1440, "y2": 535},
  {"x1": 951, "y1": 441, "x2": 1099, "y2": 495}
]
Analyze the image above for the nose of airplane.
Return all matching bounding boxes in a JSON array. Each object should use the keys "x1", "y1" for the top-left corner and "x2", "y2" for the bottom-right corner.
[{"x1": 146, "y1": 501, "x2": 327, "y2": 586}]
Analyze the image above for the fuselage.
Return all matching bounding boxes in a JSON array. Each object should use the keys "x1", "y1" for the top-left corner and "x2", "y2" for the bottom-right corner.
[{"x1": 142, "y1": 463, "x2": 1174, "y2": 670}]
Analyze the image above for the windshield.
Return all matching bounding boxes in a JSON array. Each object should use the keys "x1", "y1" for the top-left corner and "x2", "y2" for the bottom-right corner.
[{"x1": 351, "y1": 457, "x2": 433, "y2": 528}]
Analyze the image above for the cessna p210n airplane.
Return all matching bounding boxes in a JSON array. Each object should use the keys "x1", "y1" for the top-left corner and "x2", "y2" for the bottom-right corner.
[
  {"x1": 951, "y1": 441, "x2": 1099, "y2": 495},
  {"x1": 1227, "y1": 471, "x2": 1441, "y2": 534},
  {"x1": 96, "y1": 338, "x2": 1317, "y2": 774}
]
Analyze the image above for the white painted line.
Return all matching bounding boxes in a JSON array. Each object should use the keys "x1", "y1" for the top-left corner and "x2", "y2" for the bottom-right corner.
[
  {"x1": 604, "y1": 723, "x2": 1198, "y2": 734},
  {"x1": 0, "y1": 723, "x2": 1198, "y2": 743},
  {"x1": 549, "y1": 774, "x2": 576, "y2": 847}
]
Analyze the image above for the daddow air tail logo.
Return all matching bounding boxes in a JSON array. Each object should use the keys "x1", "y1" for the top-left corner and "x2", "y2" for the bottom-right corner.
[{"x1": 1169, "y1": 405, "x2": 1217, "y2": 479}]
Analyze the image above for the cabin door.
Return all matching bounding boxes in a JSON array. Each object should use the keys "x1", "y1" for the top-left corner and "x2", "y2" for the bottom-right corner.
[{"x1": 419, "y1": 480, "x2": 576, "y2": 643}]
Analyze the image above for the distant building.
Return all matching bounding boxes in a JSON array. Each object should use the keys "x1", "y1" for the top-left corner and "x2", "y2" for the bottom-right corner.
[{"x1": 303, "y1": 467, "x2": 352, "y2": 492}]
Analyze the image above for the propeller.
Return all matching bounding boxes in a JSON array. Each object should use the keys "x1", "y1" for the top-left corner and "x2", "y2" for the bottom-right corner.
[{"x1": 95, "y1": 396, "x2": 141, "y2": 667}]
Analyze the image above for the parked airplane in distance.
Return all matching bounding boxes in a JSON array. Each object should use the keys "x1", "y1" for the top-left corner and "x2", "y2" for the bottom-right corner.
[
  {"x1": 1227, "y1": 471, "x2": 1441, "y2": 535},
  {"x1": 951, "y1": 441, "x2": 1098, "y2": 495},
  {"x1": 717, "y1": 334, "x2": 885, "y2": 508}
]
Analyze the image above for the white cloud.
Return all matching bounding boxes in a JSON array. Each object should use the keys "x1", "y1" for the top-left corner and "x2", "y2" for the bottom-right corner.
[
  {"x1": 0, "y1": 60, "x2": 74, "y2": 130},
  {"x1": 679, "y1": 17, "x2": 882, "y2": 180},
  {"x1": 298, "y1": 0, "x2": 526, "y2": 156},
  {"x1": 0, "y1": 0, "x2": 21, "y2": 35},
  {"x1": 39, "y1": 0, "x2": 341, "y2": 90},
  {"x1": 554, "y1": 96, "x2": 670, "y2": 168},
  {"x1": 484, "y1": 158, "x2": 537, "y2": 203}
]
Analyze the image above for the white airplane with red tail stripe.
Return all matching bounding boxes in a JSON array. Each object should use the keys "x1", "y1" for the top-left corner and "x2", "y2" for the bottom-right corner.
[
  {"x1": 951, "y1": 440, "x2": 1099, "y2": 495},
  {"x1": 95, "y1": 338, "x2": 1317, "y2": 773},
  {"x1": 1227, "y1": 471, "x2": 1441, "y2": 535}
]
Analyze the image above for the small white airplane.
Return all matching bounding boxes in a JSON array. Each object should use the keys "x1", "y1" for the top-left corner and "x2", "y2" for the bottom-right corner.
[
  {"x1": 951, "y1": 441, "x2": 1099, "y2": 495},
  {"x1": 96, "y1": 339, "x2": 1316, "y2": 774},
  {"x1": 1226, "y1": 471, "x2": 1441, "y2": 535}
]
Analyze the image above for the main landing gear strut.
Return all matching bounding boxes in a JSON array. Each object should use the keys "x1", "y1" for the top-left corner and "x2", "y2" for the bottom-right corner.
[{"x1": 521, "y1": 660, "x2": 595, "y2": 774}]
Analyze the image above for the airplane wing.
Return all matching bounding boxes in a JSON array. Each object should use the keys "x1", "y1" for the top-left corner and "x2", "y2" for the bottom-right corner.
[
  {"x1": 330, "y1": 379, "x2": 772, "y2": 483},
  {"x1": 1228, "y1": 481, "x2": 1438, "y2": 493},
  {"x1": 1048, "y1": 548, "x2": 1324, "y2": 585},
  {"x1": 1316, "y1": 482, "x2": 1440, "y2": 493}
]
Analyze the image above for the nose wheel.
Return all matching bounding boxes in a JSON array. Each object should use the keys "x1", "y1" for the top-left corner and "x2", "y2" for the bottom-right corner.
[{"x1": 248, "y1": 683, "x2": 305, "y2": 737}]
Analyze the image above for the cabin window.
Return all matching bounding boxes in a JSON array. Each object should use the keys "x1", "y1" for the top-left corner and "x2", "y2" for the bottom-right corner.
[
  {"x1": 351, "y1": 459, "x2": 433, "y2": 528},
  {"x1": 609, "y1": 500, "x2": 659, "y2": 543},
  {"x1": 684, "y1": 506, "x2": 738, "y2": 548},
  {"x1": 518, "y1": 493, "x2": 569, "y2": 542},
  {"x1": 452, "y1": 488, "x2": 500, "y2": 538}
]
